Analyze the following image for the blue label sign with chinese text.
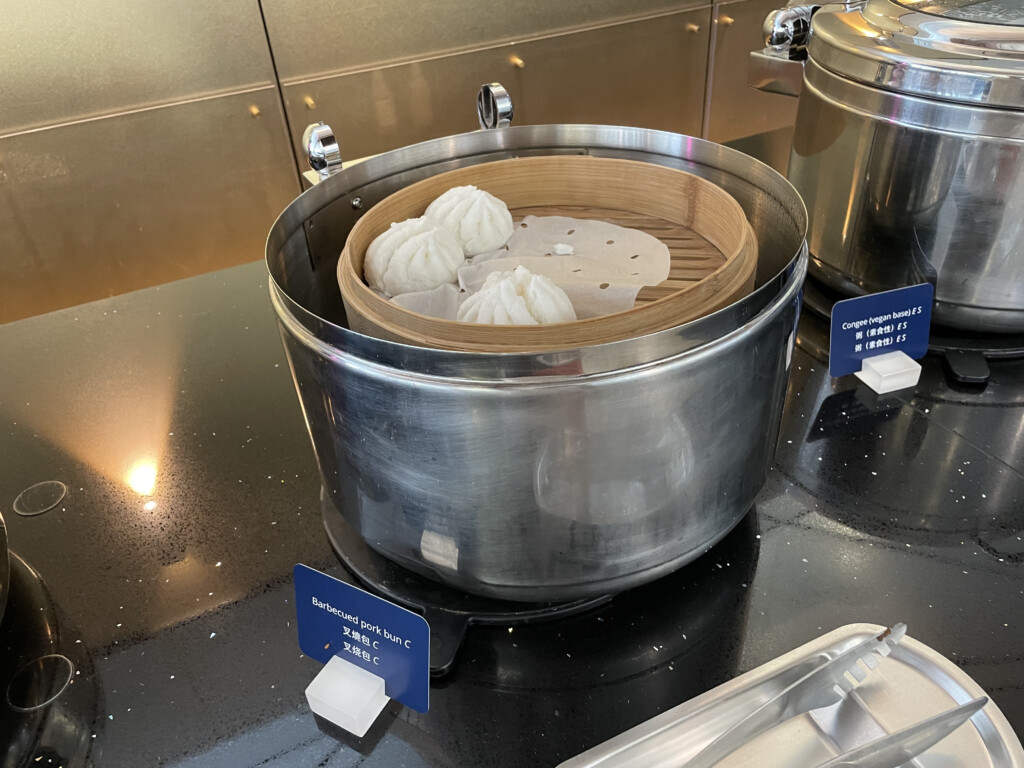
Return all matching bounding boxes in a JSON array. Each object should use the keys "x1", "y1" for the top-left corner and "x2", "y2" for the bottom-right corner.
[
  {"x1": 829, "y1": 283, "x2": 934, "y2": 378},
  {"x1": 294, "y1": 564, "x2": 430, "y2": 712}
]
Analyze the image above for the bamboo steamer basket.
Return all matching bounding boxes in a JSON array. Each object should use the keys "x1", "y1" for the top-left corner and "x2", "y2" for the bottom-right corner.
[{"x1": 337, "y1": 155, "x2": 757, "y2": 353}]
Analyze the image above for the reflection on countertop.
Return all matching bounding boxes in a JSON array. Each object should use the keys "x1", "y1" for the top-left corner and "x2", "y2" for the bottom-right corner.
[{"x1": 0, "y1": 260, "x2": 1022, "y2": 766}]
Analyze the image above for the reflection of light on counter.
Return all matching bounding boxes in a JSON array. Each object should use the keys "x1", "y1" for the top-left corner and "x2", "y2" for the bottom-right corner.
[
  {"x1": 126, "y1": 460, "x2": 158, "y2": 496},
  {"x1": 155, "y1": 555, "x2": 245, "y2": 633},
  {"x1": 0, "y1": 313, "x2": 183, "y2": 497},
  {"x1": 143, "y1": 500, "x2": 157, "y2": 511}
]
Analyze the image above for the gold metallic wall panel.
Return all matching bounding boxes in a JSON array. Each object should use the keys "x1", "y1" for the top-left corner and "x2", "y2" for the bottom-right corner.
[
  {"x1": 285, "y1": 9, "x2": 712, "y2": 165},
  {"x1": 705, "y1": 0, "x2": 799, "y2": 143},
  {"x1": 0, "y1": 92, "x2": 300, "y2": 325},
  {"x1": 263, "y1": 0, "x2": 709, "y2": 80},
  {"x1": 0, "y1": 1, "x2": 277, "y2": 134}
]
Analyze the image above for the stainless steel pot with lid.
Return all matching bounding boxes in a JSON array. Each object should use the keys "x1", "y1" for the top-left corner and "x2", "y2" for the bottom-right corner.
[
  {"x1": 752, "y1": 0, "x2": 1024, "y2": 332},
  {"x1": 267, "y1": 117, "x2": 807, "y2": 602}
]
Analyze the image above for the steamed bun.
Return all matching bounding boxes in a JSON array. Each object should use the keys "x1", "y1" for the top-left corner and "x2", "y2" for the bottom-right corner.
[
  {"x1": 457, "y1": 266, "x2": 576, "y2": 325},
  {"x1": 364, "y1": 217, "x2": 465, "y2": 297},
  {"x1": 425, "y1": 185, "x2": 514, "y2": 256}
]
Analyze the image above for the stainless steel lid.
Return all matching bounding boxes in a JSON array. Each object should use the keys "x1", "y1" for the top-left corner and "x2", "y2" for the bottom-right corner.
[{"x1": 808, "y1": 0, "x2": 1024, "y2": 108}]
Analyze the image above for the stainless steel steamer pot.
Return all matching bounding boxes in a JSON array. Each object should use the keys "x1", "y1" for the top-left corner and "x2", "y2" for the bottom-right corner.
[
  {"x1": 267, "y1": 125, "x2": 808, "y2": 601},
  {"x1": 755, "y1": 0, "x2": 1024, "y2": 332}
]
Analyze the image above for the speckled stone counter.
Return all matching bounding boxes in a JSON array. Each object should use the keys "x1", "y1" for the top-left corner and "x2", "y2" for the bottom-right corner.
[{"x1": 1, "y1": 261, "x2": 1021, "y2": 767}]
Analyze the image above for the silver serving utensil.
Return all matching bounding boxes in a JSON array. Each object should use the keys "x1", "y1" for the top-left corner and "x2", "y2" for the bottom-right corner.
[
  {"x1": 812, "y1": 696, "x2": 987, "y2": 768},
  {"x1": 686, "y1": 624, "x2": 907, "y2": 768}
]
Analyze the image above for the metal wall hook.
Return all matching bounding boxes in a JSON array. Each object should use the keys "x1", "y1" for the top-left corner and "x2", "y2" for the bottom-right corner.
[
  {"x1": 476, "y1": 83, "x2": 514, "y2": 130},
  {"x1": 302, "y1": 122, "x2": 343, "y2": 180}
]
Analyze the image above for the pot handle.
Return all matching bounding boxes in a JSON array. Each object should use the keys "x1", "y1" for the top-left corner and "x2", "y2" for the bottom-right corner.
[
  {"x1": 476, "y1": 83, "x2": 514, "y2": 130},
  {"x1": 749, "y1": 0, "x2": 869, "y2": 97},
  {"x1": 301, "y1": 121, "x2": 344, "y2": 185},
  {"x1": 748, "y1": 4, "x2": 818, "y2": 98}
]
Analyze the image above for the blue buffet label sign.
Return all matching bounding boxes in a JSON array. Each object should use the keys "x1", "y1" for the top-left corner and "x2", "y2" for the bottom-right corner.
[
  {"x1": 294, "y1": 564, "x2": 430, "y2": 713},
  {"x1": 829, "y1": 283, "x2": 934, "y2": 378}
]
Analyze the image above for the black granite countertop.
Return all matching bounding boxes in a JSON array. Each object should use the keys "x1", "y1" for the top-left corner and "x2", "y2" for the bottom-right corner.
[{"x1": 1, "y1": 260, "x2": 1022, "y2": 767}]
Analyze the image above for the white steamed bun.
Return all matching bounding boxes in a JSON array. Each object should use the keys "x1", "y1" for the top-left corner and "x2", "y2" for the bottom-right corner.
[
  {"x1": 425, "y1": 185, "x2": 514, "y2": 256},
  {"x1": 457, "y1": 266, "x2": 577, "y2": 325},
  {"x1": 364, "y1": 217, "x2": 465, "y2": 297}
]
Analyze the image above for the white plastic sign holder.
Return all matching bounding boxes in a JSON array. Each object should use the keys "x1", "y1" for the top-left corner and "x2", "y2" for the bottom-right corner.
[
  {"x1": 305, "y1": 655, "x2": 390, "y2": 738},
  {"x1": 854, "y1": 350, "x2": 922, "y2": 394}
]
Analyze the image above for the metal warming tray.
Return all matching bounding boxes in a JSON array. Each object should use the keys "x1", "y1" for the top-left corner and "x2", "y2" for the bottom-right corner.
[{"x1": 560, "y1": 623, "x2": 1024, "y2": 767}]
